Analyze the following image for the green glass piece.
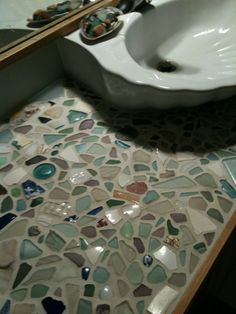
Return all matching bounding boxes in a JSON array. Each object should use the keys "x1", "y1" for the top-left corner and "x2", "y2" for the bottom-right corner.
[
  {"x1": 23, "y1": 267, "x2": 56, "y2": 286},
  {"x1": 161, "y1": 192, "x2": 175, "y2": 199},
  {"x1": 106, "y1": 160, "x2": 121, "y2": 164},
  {"x1": 53, "y1": 223, "x2": 79, "y2": 237},
  {"x1": 167, "y1": 219, "x2": 179, "y2": 235},
  {"x1": 223, "y1": 157, "x2": 236, "y2": 185},
  {"x1": 206, "y1": 153, "x2": 219, "y2": 161},
  {"x1": 44, "y1": 182, "x2": 54, "y2": 189},
  {"x1": 63, "y1": 99, "x2": 75, "y2": 106},
  {"x1": 147, "y1": 265, "x2": 167, "y2": 283},
  {"x1": 108, "y1": 236, "x2": 119, "y2": 248},
  {"x1": 1, "y1": 196, "x2": 13, "y2": 213},
  {"x1": 139, "y1": 223, "x2": 152, "y2": 238},
  {"x1": 81, "y1": 135, "x2": 99, "y2": 143},
  {"x1": 31, "y1": 284, "x2": 49, "y2": 298},
  {"x1": 207, "y1": 208, "x2": 224, "y2": 223},
  {"x1": 136, "y1": 301, "x2": 145, "y2": 314},
  {"x1": 216, "y1": 149, "x2": 236, "y2": 158},
  {"x1": 97, "y1": 121, "x2": 107, "y2": 126},
  {"x1": 155, "y1": 176, "x2": 196, "y2": 189},
  {"x1": 166, "y1": 160, "x2": 179, "y2": 169},
  {"x1": 195, "y1": 173, "x2": 217, "y2": 188},
  {"x1": 104, "y1": 182, "x2": 114, "y2": 192},
  {"x1": 45, "y1": 230, "x2": 66, "y2": 251},
  {"x1": 87, "y1": 169, "x2": 97, "y2": 176},
  {"x1": 12, "y1": 151, "x2": 20, "y2": 160},
  {"x1": 72, "y1": 186, "x2": 87, "y2": 196},
  {"x1": 59, "y1": 180, "x2": 72, "y2": 191},
  {"x1": 80, "y1": 238, "x2": 89, "y2": 250},
  {"x1": 189, "y1": 167, "x2": 203, "y2": 175},
  {"x1": 58, "y1": 171, "x2": 67, "y2": 180},
  {"x1": 200, "y1": 158, "x2": 210, "y2": 165},
  {"x1": 76, "y1": 299, "x2": 92, "y2": 314},
  {"x1": 134, "y1": 164, "x2": 150, "y2": 172},
  {"x1": 143, "y1": 191, "x2": 160, "y2": 204},
  {"x1": 156, "y1": 217, "x2": 165, "y2": 227},
  {"x1": 107, "y1": 199, "x2": 125, "y2": 207},
  {"x1": 179, "y1": 250, "x2": 186, "y2": 266},
  {"x1": 91, "y1": 126, "x2": 105, "y2": 134},
  {"x1": 10, "y1": 288, "x2": 27, "y2": 301},
  {"x1": 193, "y1": 242, "x2": 207, "y2": 254},
  {"x1": 30, "y1": 197, "x2": 44, "y2": 207},
  {"x1": 101, "y1": 249, "x2": 110, "y2": 262},
  {"x1": 108, "y1": 252, "x2": 126, "y2": 275},
  {"x1": 123, "y1": 166, "x2": 131, "y2": 175},
  {"x1": 93, "y1": 266, "x2": 110, "y2": 283},
  {"x1": 77, "y1": 216, "x2": 95, "y2": 227},
  {"x1": 20, "y1": 239, "x2": 42, "y2": 260},
  {"x1": 0, "y1": 219, "x2": 28, "y2": 241},
  {"x1": 120, "y1": 221, "x2": 134, "y2": 239},
  {"x1": 126, "y1": 262, "x2": 143, "y2": 284},
  {"x1": 91, "y1": 238, "x2": 106, "y2": 247},
  {"x1": 11, "y1": 188, "x2": 21, "y2": 198},
  {"x1": 76, "y1": 195, "x2": 92, "y2": 213},
  {"x1": 152, "y1": 160, "x2": 158, "y2": 171},
  {"x1": 63, "y1": 141, "x2": 77, "y2": 148},
  {"x1": 16, "y1": 199, "x2": 26, "y2": 212},
  {"x1": 0, "y1": 129, "x2": 13, "y2": 143},
  {"x1": 148, "y1": 238, "x2": 161, "y2": 252},
  {"x1": 0, "y1": 157, "x2": 8, "y2": 168},
  {"x1": 43, "y1": 134, "x2": 66, "y2": 145},
  {"x1": 38, "y1": 235, "x2": 44, "y2": 244},
  {"x1": 149, "y1": 176, "x2": 159, "y2": 183},
  {"x1": 180, "y1": 192, "x2": 199, "y2": 197},
  {"x1": 84, "y1": 284, "x2": 95, "y2": 297},
  {"x1": 94, "y1": 156, "x2": 105, "y2": 166},
  {"x1": 67, "y1": 110, "x2": 88, "y2": 123},
  {"x1": 220, "y1": 179, "x2": 236, "y2": 198},
  {"x1": 59, "y1": 127, "x2": 74, "y2": 134},
  {"x1": 87, "y1": 143, "x2": 107, "y2": 154}
]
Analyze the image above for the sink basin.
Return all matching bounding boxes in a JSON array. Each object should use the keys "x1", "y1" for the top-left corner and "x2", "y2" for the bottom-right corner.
[{"x1": 60, "y1": 0, "x2": 236, "y2": 109}]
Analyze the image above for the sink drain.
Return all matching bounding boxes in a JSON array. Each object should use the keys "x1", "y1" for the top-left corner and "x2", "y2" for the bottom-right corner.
[{"x1": 157, "y1": 60, "x2": 178, "y2": 73}]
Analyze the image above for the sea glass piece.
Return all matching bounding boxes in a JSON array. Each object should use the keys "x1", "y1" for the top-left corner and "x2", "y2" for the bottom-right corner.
[
  {"x1": 195, "y1": 173, "x2": 217, "y2": 188},
  {"x1": 43, "y1": 134, "x2": 66, "y2": 145},
  {"x1": 120, "y1": 221, "x2": 134, "y2": 239},
  {"x1": 98, "y1": 286, "x2": 113, "y2": 300},
  {"x1": 143, "y1": 255, "x2": 153, "y2": 267},
  {"x1": 0, "y1": 219, "x2": 28, "y2": 241},
  {"x1": 3, "y1": 168, "x2": 27, "y2": 186},
  {"x1": 82, "y1": 266, "x2": 91, "y2": 280},
  {"x1": 154, "y1": 176, "x2": 196, "y2": 189},
  {"x1": 147, "y1": 286, "x2": 179, "y2": 314},
  {"x1": 81, "y1": 226, "x2": 96, "y2": 238},
  {"x1": 114, "y1": 301, "x2": 134, "y2": 314},
  {"x1": 93, "y1": 266, "x2": 110, "y2": 283},
  {"x1": 187, "y1": 208, "x2": 216, "y2": 234},
  {"x1": 33, "y1": 163, "x2": 56, "y2": 180},
  {"x1": 86, "y1": 246, "x2": 104, "y2": 265},
  {"x1": 220, "y1": 179, "x2": 236, "y2": 198},
  {"x1": 76, "y1": 299, "x2": 92, "y2": 314},
  {"x1": 31, "y1": 284, "x2": 49, "y2": 298},
  {"x1": 45, "y1": 230, "x2": 65, "y2": 251},
  {"x1": 218, "y1": 196, "x2": 233, "y2": 213},
  {"x1": 20, "y1": 239, "x2": 42, "y2": 260},
  {"x1": 133, "y1": 284, "x2": 152, "y2": 297},
  {"x1": 42, "y1": 297, "x2": 66, "y2": 314},
  {"x1": 76, "y1": 195, "x2": 92, "y2": 213},
  {"x1": 143, "y1": 190, "x2": 160, "y2": 204},
  {"x1": 53, "y1": 223, "x2": 79, "y2": 237},
  {"x1": 108, "y1": 252, "x2": 126, "y2": 275},
  {"x1": 207, "y1": 208, "x2": 224, "y2": 223},
  {"x1": 67, "y1": 110, "x2": 87, "y2": 123},
  {"x1": 153, "y1": 246, "x2": 177, "y2": 270},
  {"x1": 126, "y1": 262, "x2": 143, "y2": 284},
  {"x1": 139, "y1": 223, "x2": 152, "y2": 238},
  {"x1": 23, "y1": 267, "x2": 56, "y2": 285},
  {"x1": 22, "y1": 180, "x2": 45, "y2": 199},
  {"x1": 10, "y1": 288, "x2": 27, "y2": 301},
  {"x1": 0, "y1": 129, "x2": 13, "y2": 143},
  {"x1": 84, "y1": 284, "x2": 95, "y2": 297},
  {"x1": 147, "y1": 265, "x2": 167, "y2": 283},
  {"x1": 117, "y1": 279, "x2": 129, "y2": 297}
]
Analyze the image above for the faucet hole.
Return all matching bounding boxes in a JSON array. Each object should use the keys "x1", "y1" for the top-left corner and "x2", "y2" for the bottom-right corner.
[{"x1": 157, "y1": 60, "x2": 178, "y2": 73}]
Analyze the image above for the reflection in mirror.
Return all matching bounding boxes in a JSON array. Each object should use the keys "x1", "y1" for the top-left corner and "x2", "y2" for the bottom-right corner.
[{"x1": 0, "y1": 0, "x2": 90, "y2": 50}]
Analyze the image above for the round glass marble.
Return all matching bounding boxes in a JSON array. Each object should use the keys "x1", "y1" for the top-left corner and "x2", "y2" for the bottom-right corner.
[{"x1": 33, "y1": 163, "x2": 56, "y2": 180}]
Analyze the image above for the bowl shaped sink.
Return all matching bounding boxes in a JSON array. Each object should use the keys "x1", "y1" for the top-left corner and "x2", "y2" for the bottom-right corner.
[{"x1": 61, "y1": 0, "x2": 236, "y2": 109}]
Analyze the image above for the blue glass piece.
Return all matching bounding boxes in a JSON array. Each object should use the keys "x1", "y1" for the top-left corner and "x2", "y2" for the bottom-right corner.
[
  {"x1": 220, "y1": 179, "x2": 236, "y2": 199},
  {"x1": 22, "y1": 180, "x2": 45, "y2": 199},
  {"x1": 82, "y1": 266, "x2": 91, "y2": 280},
  {"x1": 87, "y1": 206, "x2": 103, "y2": 216},
  {"x1": 0, "y1": 130, "x2": 13, "y2": 143},
  {"x1": 64, "y1": 215, "x2": 79, "y2": 223},
  {"x1": 33, "y1": 163, "x2": 56, "y2": 180},
  {"x1": 42, "y1": 297, "x2": 66, "y2": 314},
  {"x1": 114, "y1": 140, "x2": 130, "y2": 149},
  {"x1": 152, "y1": 160, "x2": 158, "y2": 171},
  {"x1": 0, "y1": 213, "x2": 17, "y2": 231},
  {"x1": 206, "y1": 153, "x2": 219, "y2": 161},
  {"x1": 143, "y1": 255, "x2": 153, "y2": 267},
  {"x1": 0, "y1": 300, "x2": 11, "y2": 314}
]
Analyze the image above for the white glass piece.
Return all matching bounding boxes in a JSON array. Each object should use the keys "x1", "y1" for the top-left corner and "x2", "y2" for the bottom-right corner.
[
  {"x1": 122, "y1": 203, "x2": 141, "y2": 218},
  {"x1": 0, "y1": 144, "x2": 12, "y2": 154},
  {"x1": 59, "y1": 146, "x2": 79, "y2": 162},
  {"x1": 118, "y1": 173, "x2": 131, "y2": 187},
  {"x1": 187, "y1": 208, "x2": 217, "y2": 235},
  {"x1": 105, "y1": 209, "x2": 122, "y2": 224},
  {"x1": 69, "y1": 168, "x2": 92, "y2": 184},
  {"x1": 3, "y1": 167, "x2": 27, "y2": 185},
  {"x1": 147, "y1": 285, "x2": 179, "y2": 314},
  {"x1": 153, "y1": 246, "x2": 177, "y2": 270},
  {"x1": 86, "y1": 246, "x2": 104, "y2": 265},
  {"x1": 99, "y1": 285, "x2": 113, "y2": 300},
  {"x1": 207, "y1": 161, "x2": 224, "y2": 177},
  {"x1": 176, "y1": 152, "x2": 196, "y2": 161}
]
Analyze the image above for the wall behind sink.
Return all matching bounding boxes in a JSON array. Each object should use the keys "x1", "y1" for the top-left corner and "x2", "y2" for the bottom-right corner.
[{"x1": 0, "y1": 41, "x2": 64, "y2": 121}]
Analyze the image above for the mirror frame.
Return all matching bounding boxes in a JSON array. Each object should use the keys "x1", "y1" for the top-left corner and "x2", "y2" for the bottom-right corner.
[{"x1": 0, "y1": 0, "x2": 117, "y2": 70}]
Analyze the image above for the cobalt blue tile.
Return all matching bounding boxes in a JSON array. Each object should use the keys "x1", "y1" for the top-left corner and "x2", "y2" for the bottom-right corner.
[
  {"x1": 82, "y1": 266, "x2": 91, "y2": 280},
  {"x1": 87, "y1": 206, "x2": 103, "y2": 216},
  {"x1": 0, "y1": 213, "x2": 17, "y2": 231},
  {"x1": 22, "y1": 180, "x2": 45, "y2": 199},
  {"x1": 42, "y1": 297, "x2": 66, "y2": 314},
  {"x1": 0, "y1": 300, "x2": 11, "y2": 314}
]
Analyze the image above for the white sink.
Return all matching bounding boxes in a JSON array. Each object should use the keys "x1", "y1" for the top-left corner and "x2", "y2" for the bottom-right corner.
[{"x1": 60, "y1": 0, "x2": 236, "y2": 109}]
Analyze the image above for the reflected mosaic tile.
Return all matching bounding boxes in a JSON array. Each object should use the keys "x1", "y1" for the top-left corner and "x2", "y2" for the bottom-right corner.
[{"x1": 0, "y1": 80, "x2": 236, "y2": 313}]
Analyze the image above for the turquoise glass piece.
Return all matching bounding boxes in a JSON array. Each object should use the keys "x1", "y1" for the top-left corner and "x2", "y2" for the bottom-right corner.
[
  {"x1": 104, "y1": 182, "x2": 114, "y2": 192},
  {"x1": 93, "y1": 266, "x2": 110, "y2": 283},
  {"x1": 67, "y1": 110, "x2": 88, "y2": 123},
  {"x1": 189, "y1": 167, "x2": 203, "y2": 175},
  {"x1": 223, "y1": 157, "x2": 236, "y2": 185},
  {"x1": 33, "y1": 163, "x2": 56, "y2": 180},
  {"x1": 155, "y1": 176, "x2": 195, "y2": 189},
  {"x1": 20, "y1": 239, "x2": 42, "y2": 260},
  {"x1": 87, "y1": 143, "x2": 107, "y2": 154},
  {"x1": 179, "y1": 250, "x2": 186, "y2": 266},
  {"x1": 94, "y1": 156, "x2": 106, "y2": 166},
  {"x1": 115, "y1": 140, "x2": 130, "y2": 149},
  {"x1": 80, "y1": 238, "x2": 89, "y2": 250},
  {"x1": 193, "y1": 242, "x2": 207, "y2": 254},
  {"x1": 134, "y1": 164, "x2": 150, "y2": 171},
  {"x1": 166, "y1": 160, "x2": 179, "y2": 169},
  {"x1": 91, "y1": 126, "x2": 105, "y2": 134},
  {"x1": 75, "y1": 143, "x2": 87, "y2": 153},
  {"x1": 148, "y1": 238, "x2": 161, "y2": 252},
  {"x1": 58, "y1": 127, "x2": 74, "y2": 134},
  {"x1": 139, "y1": 223, "x2": 152, "y2": 238},
  {"x1": 91, "y1": 238, "x2": 106, "y2": 247},
  {"x1": 10, "y1": 288, "x2": 27, "y2": 301},
  {"x1": 1, "y1": 196, "x2": 13, "y2": 213},
  {"x1": 143, "y1": 190, "x2": 160, "y2": 204},
  {"x1": 63, "y1": 99, "x2": 75, "y2": 106},
  {"x1": 76, "y1": 195, "x2": 92, "y2": 212},
  {"x1": 136, "y1": 301, "x2": 145, "y2": 314},
  {"x1": 120, "y1": 221, "x2": 134, "y2": 239},
  {"x1": 77, "y1": 299, "x2": 92, "y2": 314},
  {"x1": 156, "y1": 217, "x2": 165, "y2": 227},
  {"x1": 53, "y1": 223, "x2": 79, "y2": 237},
  {"x1": 43, "y1": 134, "x2": 66, "y2": 145},
  {"x1": 147, "y1": 265, "x2": 167, "y2": 283},
  {"x1": 81, "y1": 135, "x2": 99, "y2": 143},
  {"x1": 0, "y1": 129, "x2": 13, "y2": 143},
  {"x1": 195, "y1": 173, "x2": 217, "y2": 188},
  {"x1": 45, "y1": 230, "x2": 66, "y2": 251},
  {"x1": 206, "y1": 153, "x2": 219, "y2": 161},
  {"x1": 216, "y1": 149, "x2": 236, "y2": 158},
  {"x1": 207, "y1": 208, "x2": 224, "y2": 223},
  {"x1": 200, "y1": 158, "x2": 209, "y2": 165},
  {"x1": 31, "y1": 284, "x2": 49, "y2": 298},
  {"x1": 0, "y1": 156, "x2": 8, "y2": 168},
  {"x1": 108, "y1": 236, "x2": 119, "y2": 248},
  {"x1": 23, "y1": 267, "x2": 56, "y2": 285},
  {"x1": 152, "y1": 160, "x2": 158, "y2": 171},
  {"x1": 220, "y1": 179, "x2": 236, "y2": 198},
  {"x1": 126, "y1": 262, "x2": 143, "y2": 284}
]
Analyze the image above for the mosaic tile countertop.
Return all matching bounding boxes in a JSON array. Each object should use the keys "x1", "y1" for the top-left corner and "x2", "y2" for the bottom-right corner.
[{"x1": 0, "y1": 80, "x2": 236, "y2": 314}]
